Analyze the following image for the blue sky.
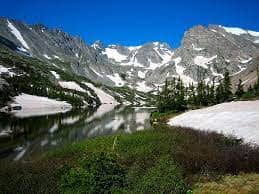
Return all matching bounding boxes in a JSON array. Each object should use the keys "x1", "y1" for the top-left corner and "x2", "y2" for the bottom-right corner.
[{"x1": 1, "y1": 0, "x2": 259, "y2": 47}]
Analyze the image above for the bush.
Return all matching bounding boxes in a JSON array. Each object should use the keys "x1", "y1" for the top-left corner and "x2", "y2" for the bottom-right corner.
[
  {"x1": 60, "y1": 152, "x2": 127, "y2": 193},
  {"x1": 133, "y1": 157, "x2": 188, "y2": 193}
]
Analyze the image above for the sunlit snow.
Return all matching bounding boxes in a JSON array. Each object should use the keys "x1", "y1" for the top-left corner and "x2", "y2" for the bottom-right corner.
[
  {"x1": 107, "y1": 73, "x2": 125, "y2": 86},
  {"x1": 173, "y1": 57, "x2": 196, "y2": 85},
  {"x1": 103, "y1": 48, "x2": 127, "y2": 62},
  {"x1": 83, "y1": 82, "x2": 119, "y2": 104},
  {"x1": 1, "y1": 93, "x2": 72, "y2": 118},
  {"x1": 59, "y1": 81, "x2": 87, "y2": 92},
  {"x1": 136, "y1": 81, "x2": 153, "y2": 93},
  {"x1": 7, "y1": 20, "x2": 30, "y2": 50},
  {"x1": 194, "y1": 55, "x2": 217, "y2": 69},
  {"x1": 168, "y1": 100, "x2": 259, "y2": 145},
  {"x1": 50, "y1": 71, "x2": 60, "y2": 79}
]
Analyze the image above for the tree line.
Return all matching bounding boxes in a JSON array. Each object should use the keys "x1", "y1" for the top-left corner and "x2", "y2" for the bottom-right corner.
[{"x1": 158, "y1": 69, "x2": 259, "y2": 113}]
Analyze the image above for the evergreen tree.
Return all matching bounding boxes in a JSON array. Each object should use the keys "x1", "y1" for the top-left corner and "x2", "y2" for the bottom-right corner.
[
  {"x1": 235, "y1": 79, "x2": 244, "y2": 97},
  {"x1": 222, "y1": 71, "x2": 232, "y2": 101},
  {"x1": 216, "y1": 80, "x2": 224, "y2": 103},
  {"x1": 209, "y1": 78, "x2": 215, "y2": 105}
]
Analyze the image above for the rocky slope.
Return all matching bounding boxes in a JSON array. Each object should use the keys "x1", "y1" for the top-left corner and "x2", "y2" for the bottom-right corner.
[{"x1": 0, "y1": 17, "x2": 259, "y2": 97}]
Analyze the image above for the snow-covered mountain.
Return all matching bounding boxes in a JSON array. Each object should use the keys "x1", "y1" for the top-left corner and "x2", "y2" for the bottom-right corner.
[{"x1": 0, "y1": 17, "x2": 259, "y2": 95}]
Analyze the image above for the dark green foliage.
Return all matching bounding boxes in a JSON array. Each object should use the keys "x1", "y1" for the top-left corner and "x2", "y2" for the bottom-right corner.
[
  {"x1": 158, "y1": 70, "x2": 235, "y2": 113},
  {"x1": 134, "y1": 157, "x2": 188, "y2": 193},
  {"x1": 235, "y1": 79, "x2": 244, "y2": 97},
  {"x1": 0, "y1": 46, "x2": 99, "y2": 107},
  {"x1": 222, "y1": 71, "x2": 232, "y2": 101},
  {"x1": 119, "y1": 73, "x2": 127, "y2": 81},
  {"x1": 237, "y1": 68, "x2": 259, "y2": 100},
  {"x1": 2, "y1": 126, "x2": 259, "y2": 193},
  {"x1": 60, "y1": 152, "x2": 127, "y2": 193},
  {"x1": 158, "y1": 77, "x2": 187, "y2": 112}
]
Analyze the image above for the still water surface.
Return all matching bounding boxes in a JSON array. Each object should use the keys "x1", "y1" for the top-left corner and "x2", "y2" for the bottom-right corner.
[{"x1": 0, "y1": 104, "x2": 154, "y2": 162}]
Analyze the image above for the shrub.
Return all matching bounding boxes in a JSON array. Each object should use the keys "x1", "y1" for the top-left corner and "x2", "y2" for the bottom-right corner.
[
  {"x1": 133, "y1": 157, "x2": 188, "y2": 193},
  {"x1": 60, "y1": 152, "x2": 127, "y2": 193}
]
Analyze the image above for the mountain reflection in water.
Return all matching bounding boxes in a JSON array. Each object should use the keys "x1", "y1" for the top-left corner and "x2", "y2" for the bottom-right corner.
[{"x1": 0, "y1": 105, "x2": 154, "y2": 162}]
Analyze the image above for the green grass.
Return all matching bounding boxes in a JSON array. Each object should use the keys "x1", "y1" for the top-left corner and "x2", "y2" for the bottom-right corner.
[
  {"x1": 193, "y1": 173, "x2": 259, "y2": 194},
  {"x1": 2, "y1": 124, "x2": 259, "y2": 193}
]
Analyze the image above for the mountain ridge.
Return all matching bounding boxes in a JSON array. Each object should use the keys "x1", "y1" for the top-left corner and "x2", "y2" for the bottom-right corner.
[{"x1": 0, "y1": 17, "x2": 259, "y2": 94}]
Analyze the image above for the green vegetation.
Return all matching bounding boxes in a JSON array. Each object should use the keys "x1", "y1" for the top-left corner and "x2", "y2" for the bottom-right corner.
[
  {"x1": 193, "y1": 173, "x2": 259, "y2": 194},
  {"x1": 60, "y1": 152, "x2": 127, "y2": 193},
  {"x1": 238, "y1": 69, "x2": 259, "y2": 100},
  {"x1": 0, "y1": 45, "x2": 99, "y2": 107},
  {"x1": 157, "y1": 69, "x2": 259, "y2": 114},
  {"x1": 150, "y1": 110, "x2": 180, "y2": 122},
  {"x1": 1, "y1": 125, "x2": 259, "y2": 193},
  {"x1": 157, "y1": 71, "x2": 233, "y2": 113}
]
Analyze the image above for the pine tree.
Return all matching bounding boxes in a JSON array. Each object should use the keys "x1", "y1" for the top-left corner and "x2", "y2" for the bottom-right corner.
[
  {"x1": 216, "y1": 80, "x2": 224, "y2": 103},
  {"x1": 222, "y1": 71, "x2": 232, "y2": 101},
  {"x1": 209, "y1": 78, "x2": 215, "y2": 105},
  {"x1": 235, "y1": 79, "x2": 244, "y2": 97}
]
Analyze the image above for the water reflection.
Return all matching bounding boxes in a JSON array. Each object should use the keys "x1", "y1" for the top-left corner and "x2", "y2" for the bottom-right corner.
[{"x1": 0, "y1": 105, "x2": 154, "y2": 162}]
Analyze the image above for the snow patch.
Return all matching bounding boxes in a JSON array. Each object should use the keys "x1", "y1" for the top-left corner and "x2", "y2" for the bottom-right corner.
[
  {"x1": 254, "y1": 39, "x2": 259, "y2": 44},
  {"x1": 43, "y1": 54, "x2": 51, "y2": 59},
  {"x1": 107, "y1": 73, "x2": 125, "y2": 86},
  {"x1": 220, "y1": 26, "x2": 259, "y2": 37},
  {"x1": 7, "y1": 20, "x2": 30, "y2": 50},
  {"x1": 59, "y1": 81, "x2": 86, "y2": 93},
  {"x1": 231, "y1": 65, "x2": 247, "y2": 76},
  {"x1": 120, "y1": 50, "x2": 144, "y2": 67},
  {"x1": 1, "y1": 93, "x2": 72, "y2": 118},
  {"x1": 0, "y1": 65, "x2": 16, "y2": 77},
  {"x1": 103, "y1": 48, "x2": 127, "y2": 62},
  {"x1": 83, "y1": 82, "x2": 119, "y2": 104},
  {"x1": 89, "y1": 67, "x2": 103, "y2": 77},
  {"x1": 240, "y1": 58, "x2": 252, "y2": 64},
  {"x1": 136, "y1": 81, "x2": 153, "y2": 93},
  {"x1": 138, "y1": 71, "x2": 146, "y2": 79},
  {"x1": 50, "y1": 71, "x2": 60, "y2": 79},
  {"x1": 127, "y1": 45, "x2": 141, "y2": 51},
  {"x1": 53, "y1": 55, "x2": 61, "y2": 60},
  {"x1": 173, "y1": 57, "x2": 196, "y2": 85},
  {"x1": 220, "y1": 26, "x2": 247, "y2": 35},
  {"x1": 168, "y1": 100, "x2": 259, "y2": 145},
  {"x1": 194, "y1": 55, "x2": 217, "y2": 69},
  {"x1": 210, "y1": 67, "x2": 223, "y2": 78},
  {"x1": 192, "y1": 43, "x2": 204, "y2": 51},
  {"x1": 247, "y1": 30, "x2": 259, "y2": 37}
]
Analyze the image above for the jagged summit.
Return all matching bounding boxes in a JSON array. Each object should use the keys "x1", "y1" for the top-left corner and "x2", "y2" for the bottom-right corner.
[{"x1": 0, "y1": 17, "x2": 258, "y2": 92}]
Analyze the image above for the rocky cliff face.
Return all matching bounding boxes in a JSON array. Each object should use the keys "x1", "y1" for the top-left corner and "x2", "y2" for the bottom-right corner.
[{"x1": 0, "y1": 17, "x2": 259, "y2": 93}]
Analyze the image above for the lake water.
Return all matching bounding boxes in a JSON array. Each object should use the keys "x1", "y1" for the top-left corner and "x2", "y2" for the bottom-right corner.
[{"x1": 0, "y1": 104, "x2": 154, "y2": 162}]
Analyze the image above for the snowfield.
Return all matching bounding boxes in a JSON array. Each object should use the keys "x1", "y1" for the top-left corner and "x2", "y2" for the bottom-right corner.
[
  {"x1": 83, "y1": 82, "x2": 119, "y2": 104},
  {"x1": 194, "y1": 55, "x2": 217, "y2": 69},
  {"x1": 0, "y1": 65, "x2": 16, "y2": 77},
  {"x1": 103, "y1": 48, "x2": 127, "y2": 62},
  {"x1": 59, "y1": 81, "x2": 86, "y2": 93},
  {"x1": 173, "y1": 57, "x2": 196, "y2": 85},
  {"x1": 1, "y1": 93, "x2": 72, "y2": 118},
  {"x1": 7, "y1": 20, "x2": 30, "y2": 50},
  {"x1": 107, "y1": 73, "x2": 125, "y2": 86},
  {"x1": 168, "y1": 101, "x2": 259, "y2": 145}
]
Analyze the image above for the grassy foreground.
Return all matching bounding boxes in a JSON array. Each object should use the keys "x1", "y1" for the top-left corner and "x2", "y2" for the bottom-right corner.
[{"x1": 1, "y1": 124, "x2": 259, "y2": 193}]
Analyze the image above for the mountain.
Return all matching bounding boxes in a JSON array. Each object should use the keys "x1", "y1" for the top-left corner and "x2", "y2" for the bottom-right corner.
[{"x1": 0, "y1": 17, "x2": 259, "y2": 106}]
